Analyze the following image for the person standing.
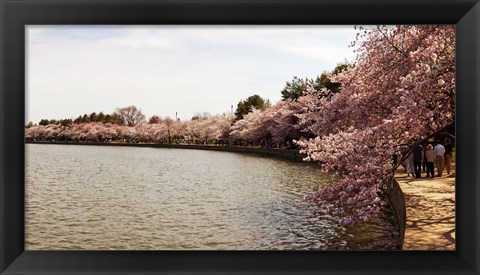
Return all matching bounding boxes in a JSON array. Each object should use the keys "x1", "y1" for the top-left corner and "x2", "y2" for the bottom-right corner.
[
  {"x1": 422, "y1": 142, "x2": 428, "y2": 172},
  {"x1": 425, "y1": 144, "x2": 435, "y2": 177},
  {"x1": 405, "y1": 153, "x2": 415, "y2": 177},
  {"x1": 444, "y1": 138, "x2": 453, "y2": 175},
  {"x1": 413, "y1": 144, "x2": 423, "y2": 178},
  {"x1": 434, "y1": 141, "x2": 446, "y2": 177}
]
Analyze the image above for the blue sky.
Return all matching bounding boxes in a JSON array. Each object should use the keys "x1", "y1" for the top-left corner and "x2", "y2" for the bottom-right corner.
[{"x1": 27, "y1": 26, "x2": 357, "y2": 123}]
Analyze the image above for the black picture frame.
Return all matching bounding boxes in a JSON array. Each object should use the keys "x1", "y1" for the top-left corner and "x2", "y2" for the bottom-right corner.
[{"x1": 1, "y1": 0, "x2": 479, "y2": 274}]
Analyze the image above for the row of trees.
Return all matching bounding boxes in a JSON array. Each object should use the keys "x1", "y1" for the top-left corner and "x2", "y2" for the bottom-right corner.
[
  {"x1": 73, "y1": 112, "x2": 119, "y2": 125},
  {"x1": 27, "y1": 106, "x2": 147, "y2": 128},
  {"x1": 25, "y1": 113, "x2": 234, "y2": 144},
  {"x1": 25, "y1": 78, "x2": 343, "y2": 147},
  {"x1": 25, "y1": 106, "x2": 308, "y2": 147}
]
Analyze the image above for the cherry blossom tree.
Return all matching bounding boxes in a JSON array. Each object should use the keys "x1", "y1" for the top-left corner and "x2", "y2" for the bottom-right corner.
[
  {"x1": 163, "y1": 117, "x2": 174, "y2": 143},
  {"x1": 184, "y1": 119, "x2": 201, "y2": 141},
  {"x1": 230, "y1": 108, "x2": 265, "y2": 143},
  {"x1": 184, "y1": 113, "x2": 234, "y2": 143},
  {"x1": 217, "y1": 113, "x2": 235, "y2": 140},
  {"x1": 171, "y1": 120, "x2": 186, "y2": 141},
  {"x1": 266, "y1": 94, "x2": 319, "y2": 145},
  {"x1": 296, "y1": 25, "x2": 455, "y2": 225}
]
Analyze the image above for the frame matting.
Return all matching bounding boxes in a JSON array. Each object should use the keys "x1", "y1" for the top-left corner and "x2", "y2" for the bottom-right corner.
[{"x1": 1, "y1": 0, "x2": 479, "y2": 274}]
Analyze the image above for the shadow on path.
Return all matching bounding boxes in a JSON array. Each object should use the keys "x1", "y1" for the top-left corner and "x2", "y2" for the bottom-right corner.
[{"x1": 395, "y1": 170, "x2": 455, "y2": 250}]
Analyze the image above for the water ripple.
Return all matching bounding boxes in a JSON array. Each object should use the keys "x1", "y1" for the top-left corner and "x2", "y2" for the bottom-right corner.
[{"x1": 25, "y1": 144, "x2": 398, "y2": 250}]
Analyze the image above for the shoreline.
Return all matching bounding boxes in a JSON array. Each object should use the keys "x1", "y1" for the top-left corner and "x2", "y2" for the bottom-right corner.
[{"x1": 25, "y1": 140, "x2": 308, "y2": 162}]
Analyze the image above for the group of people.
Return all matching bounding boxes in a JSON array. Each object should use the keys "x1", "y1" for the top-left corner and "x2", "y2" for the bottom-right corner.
[{"x1": 404, "y1": 138, "x2": 454, "y2": 178}]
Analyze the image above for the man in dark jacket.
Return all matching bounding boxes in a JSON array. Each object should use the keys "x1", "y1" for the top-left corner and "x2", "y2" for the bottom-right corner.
[{"x1": 413, "y1": 144, "x2": 423, "y2": 178}]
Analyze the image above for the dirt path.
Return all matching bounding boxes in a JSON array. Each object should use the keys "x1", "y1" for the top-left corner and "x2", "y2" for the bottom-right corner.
[{"x1": 395, "y1": 167, "x2": 455, "y2": 250}]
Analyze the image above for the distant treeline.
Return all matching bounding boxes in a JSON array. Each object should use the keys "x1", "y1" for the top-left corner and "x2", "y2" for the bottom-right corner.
[{"x1": 31, "y1": 112, "x2": 120, "y2": 128}]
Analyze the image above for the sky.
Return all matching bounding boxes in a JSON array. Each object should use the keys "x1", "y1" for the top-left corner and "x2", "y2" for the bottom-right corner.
[{"x1": 26, "y1": 25, "x2": 357, "y2": 124}]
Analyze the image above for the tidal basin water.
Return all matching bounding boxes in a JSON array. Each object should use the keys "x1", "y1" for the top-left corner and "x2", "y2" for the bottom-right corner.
[{"x1": 25, "y1": 144, "x2": 399, "y2": 250}]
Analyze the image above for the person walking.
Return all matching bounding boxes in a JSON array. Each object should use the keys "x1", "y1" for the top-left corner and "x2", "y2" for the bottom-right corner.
[
  {"x1": 413, "y1": 144, "x2": 423, "y2": 178},
  {"x1": 425, "y1": 144, "x2": 435, "y2": 177},
  {"x1": 434, "y1": 141, "x2": 446, "y2": 177},
  {"x1": 444, "y1": 138, "x2": 453, "y2": 175}
]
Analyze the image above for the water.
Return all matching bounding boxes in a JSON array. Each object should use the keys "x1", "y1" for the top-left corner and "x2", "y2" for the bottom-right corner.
[{"x1": 25, "y1": 144, "x2": 399, "y2": 250}]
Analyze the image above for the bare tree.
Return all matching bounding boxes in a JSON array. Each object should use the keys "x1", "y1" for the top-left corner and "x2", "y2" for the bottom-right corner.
[{"x1": 113, "y1": 106, "x2": 146, "y2": 126}]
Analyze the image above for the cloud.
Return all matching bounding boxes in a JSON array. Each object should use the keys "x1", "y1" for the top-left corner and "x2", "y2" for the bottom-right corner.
[
  {"x1": 278, "y1": 44, "x2": 354, "y2": 63},
  {"x1": 102, "y1": 35, "x2": 177, "y2": 49},
  {"x1": 180, "y1": 26, "x2": 357, "y2": 62}
]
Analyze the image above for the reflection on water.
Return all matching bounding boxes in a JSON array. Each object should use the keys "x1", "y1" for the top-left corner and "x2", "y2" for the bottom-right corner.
[{"x1": 25, "y1": 144, "x2": 398, "y2": 250}]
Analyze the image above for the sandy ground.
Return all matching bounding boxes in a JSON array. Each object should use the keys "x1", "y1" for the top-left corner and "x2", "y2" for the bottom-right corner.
[{"x1": 395, "y1": 164, "x2": 455, "y2": 250}]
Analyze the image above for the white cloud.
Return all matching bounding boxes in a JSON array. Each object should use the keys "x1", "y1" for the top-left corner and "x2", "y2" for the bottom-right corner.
[
  {"x1": 102, "y1": 35, "x2": 177, "y2": 49},
  {"x1": 279, "y1": 44, "x2": 354, "y2": 63}
]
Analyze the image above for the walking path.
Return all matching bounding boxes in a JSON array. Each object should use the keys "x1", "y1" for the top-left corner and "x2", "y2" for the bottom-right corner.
[{"x1": 395, "y1": 167, "x2": 455, "y2": 250}]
